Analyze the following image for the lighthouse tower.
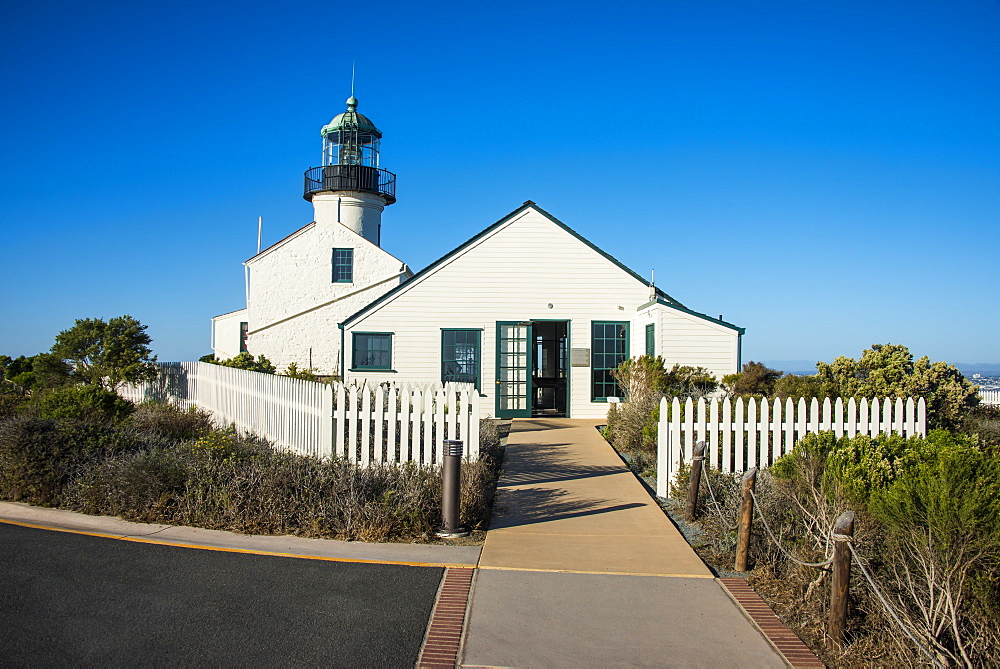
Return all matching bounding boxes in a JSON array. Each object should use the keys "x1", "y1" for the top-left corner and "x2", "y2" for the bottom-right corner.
[{"x1": 303, "y1": 97, "x2": 396, "y2": 246}]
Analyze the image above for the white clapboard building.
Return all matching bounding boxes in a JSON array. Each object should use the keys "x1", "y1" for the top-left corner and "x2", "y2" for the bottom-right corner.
[{"x1": 212, "y1": 97, "x2": 744, "y2": 419}]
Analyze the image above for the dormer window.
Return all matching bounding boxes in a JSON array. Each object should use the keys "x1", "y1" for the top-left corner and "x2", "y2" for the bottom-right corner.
[{"x1": 333, "y1": 248, "x2": 353, "y2": 283}]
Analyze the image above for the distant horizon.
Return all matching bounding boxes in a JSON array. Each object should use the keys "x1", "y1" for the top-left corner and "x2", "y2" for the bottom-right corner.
[{"x1": 760, "y1": 360, "x2": 1000, "y2": 375}]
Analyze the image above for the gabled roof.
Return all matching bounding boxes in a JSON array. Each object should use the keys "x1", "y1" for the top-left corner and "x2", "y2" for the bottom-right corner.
[
  {"x1": 637, "y1": 298, "x2": 746, "y2": 334},
  {"x1": 245, "y1": 219, "x2": 409, "y2": 271},
  {"x1": 340, "y1": 202, "x2": 695, "y2": 328},
  {"x1": 245, "y1": 222, "x2": 315, "y2": 264}
]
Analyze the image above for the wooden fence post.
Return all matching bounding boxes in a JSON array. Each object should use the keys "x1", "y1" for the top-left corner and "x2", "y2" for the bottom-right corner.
[
  {"x1": 828, "y1": 510, "x2": 855, "y2": 648},
  {"x1": 685, "y1": 441, "x2": 707, "y2": 521},
  {"x1": 735, "y1": 467, "x2": 757, "y2": 572}
]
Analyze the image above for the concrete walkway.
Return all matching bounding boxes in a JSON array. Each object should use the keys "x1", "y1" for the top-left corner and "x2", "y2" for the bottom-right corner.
[{"x1": 461, "y1": 418, "x2": 785, "y2": 667}]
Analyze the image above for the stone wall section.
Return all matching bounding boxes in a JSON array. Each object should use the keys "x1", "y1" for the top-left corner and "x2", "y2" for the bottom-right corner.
[{"x1": 243, "y1": 220, "x2": 408, "y2": 375}]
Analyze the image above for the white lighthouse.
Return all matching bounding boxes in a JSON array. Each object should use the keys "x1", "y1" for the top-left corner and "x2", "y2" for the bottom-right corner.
[{"x1": 303, "y1": 96, "x2": 396, "y2": 246}]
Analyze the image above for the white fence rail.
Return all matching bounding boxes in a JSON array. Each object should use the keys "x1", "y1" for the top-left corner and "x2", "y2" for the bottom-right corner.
[
  {"x1": 656, "y1": 396, "x2": 927, "y2": 497},
  {"x1": 980, "y1": 389, "x2": 1000, "y2": 406},
  {"x1": 117, "y1": 362, "x2": 480, "y2": 464}
]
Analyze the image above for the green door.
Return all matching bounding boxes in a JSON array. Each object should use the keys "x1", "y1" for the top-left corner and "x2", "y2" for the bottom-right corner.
[{"x1": 495, "y1": 321, "x2": 532, "y2": 418}]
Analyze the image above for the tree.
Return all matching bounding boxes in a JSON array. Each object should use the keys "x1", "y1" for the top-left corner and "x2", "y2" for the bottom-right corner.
[
  {"x1": 817, "y1": 343, "x2": 978, "y2": 430},
  {"x1": 722, "y1": 361, "x2": 783, "y2": 397},
  {"x1": 50, "y1": 315, "x2": 157, "y2": 390},
  {"x1": 771, "y1": 373, "x2": 831, "y2": 400},
  {"x1": 2, "y1": 353, "x2": 72, "y2": 391}
]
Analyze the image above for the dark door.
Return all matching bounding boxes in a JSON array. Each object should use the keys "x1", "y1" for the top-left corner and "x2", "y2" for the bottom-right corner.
[{"x1": 531, "y1": 320, "x2": 569, "y2": 417}]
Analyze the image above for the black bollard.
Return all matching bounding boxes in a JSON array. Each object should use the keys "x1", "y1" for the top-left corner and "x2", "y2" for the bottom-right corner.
[{"x1": 436, "y1": 439, "x2": 470, "y2": 538}]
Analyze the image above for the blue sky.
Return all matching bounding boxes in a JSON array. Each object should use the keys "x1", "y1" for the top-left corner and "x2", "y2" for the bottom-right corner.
[{"x1": 2, "y1": 0, "x2": 998, "y2": 369}]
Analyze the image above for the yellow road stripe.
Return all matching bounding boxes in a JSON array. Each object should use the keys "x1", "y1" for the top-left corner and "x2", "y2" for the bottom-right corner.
[
  {"x1": 0, "y1": 518, "x2": 477, "y2": 569},
  {"x1": 476, "y1": 565, "x2": 715, "y2": 578}
]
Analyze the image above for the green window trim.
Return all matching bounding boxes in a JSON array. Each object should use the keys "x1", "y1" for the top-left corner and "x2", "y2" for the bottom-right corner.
[
  {"x1": 591, "y1": 321, "x2": 629, "y2": 402},
  {"x1": 332, "y1": 248, "x2": 354, "y2": 283},
  {"x1": 645, "y1": 323, "x2": 655, "y2": 356},
  {"x1": 351, "y1": 332, "x2": 392, "y2": 370},
  {"x1": 441, "y1": 329, "x2": 482, "y2": 390}
]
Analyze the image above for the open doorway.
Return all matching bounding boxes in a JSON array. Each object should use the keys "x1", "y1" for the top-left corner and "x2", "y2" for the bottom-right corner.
[{"x1": 532, "y1": 320, "x2": 569, "y2": 417}]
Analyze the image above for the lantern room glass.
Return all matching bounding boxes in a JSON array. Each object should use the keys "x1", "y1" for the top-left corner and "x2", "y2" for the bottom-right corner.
[{"x1": 322, "y1": 131, "x2": 381, "y2": 168}]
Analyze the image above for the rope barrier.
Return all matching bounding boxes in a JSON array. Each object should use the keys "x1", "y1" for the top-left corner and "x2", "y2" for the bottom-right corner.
[
  {"x1": 748, "y1": 488, "x2": 834, "y2": 568},
  {"x1": 685, "y1": 456, "x2": 943, "y2": 666},
  {"x1": 700, "y1": 464, "x2": 737, "y2": 530},
  {"x1": 846, "y1": 542, "x2": 943, "y2": 668}
]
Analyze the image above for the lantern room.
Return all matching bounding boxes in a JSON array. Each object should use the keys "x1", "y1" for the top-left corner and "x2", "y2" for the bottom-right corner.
[
  {"x1": 304, "y1": 96, "x2": 396, "y2": 205},
  {"x1": 321, "y1": 96, "x2": 381, "y2": 167}
]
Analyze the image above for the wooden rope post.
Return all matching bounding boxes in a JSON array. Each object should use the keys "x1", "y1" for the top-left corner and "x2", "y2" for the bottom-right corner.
[
  {"x1": 828, "y1": 510, "x2": 855, "y2": 648},
  {"x1": 734, "y1": 467, "x2": 757, "y2": 572},
  {"x1": 685, "y1": 441, "x2": 707, "y2": 521}
]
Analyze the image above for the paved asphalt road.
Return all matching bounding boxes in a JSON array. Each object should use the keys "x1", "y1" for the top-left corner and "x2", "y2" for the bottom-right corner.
[{"x1": 0, "y1": 523, "x2": 442, "y2": 667}]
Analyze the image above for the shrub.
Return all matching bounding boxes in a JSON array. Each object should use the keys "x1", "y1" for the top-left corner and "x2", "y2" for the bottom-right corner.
[
  {"x1": 817, "y1": 343, "x2": 978, "y2": 430},
  {"x1": 722, "y1": 361, "x2": 782, "y2": 397},
  {"x1": 127, "y1": 402, "x2": 215, "y2": 440},
  {"x1": 866, "y1": 435, "x2": 1000, "y2": 666},
  {"x1": 0, "y1": 417, "x2": 150, "y2": 505},
  {"x1": 824, "y1": 433, "x2": 914, "y2": 507},
  {"x1": 961, "y1": 403, "x2": 1000, "y2": 451},
  {"x1": 205, "y1": 352, "x2": 276, "y2": 374},
  {"x1": 0, "y1": 381, "x2": 30, "y2": 419},
  {"x1": 35, "y1": 385, "x2": 135, "y2": 423},
  {"x1": 605, "y1": 356, "x2": 717, "y2": 456},
  {"x1": 282, "y1": 363, "x2": 319, "y2": 381}
]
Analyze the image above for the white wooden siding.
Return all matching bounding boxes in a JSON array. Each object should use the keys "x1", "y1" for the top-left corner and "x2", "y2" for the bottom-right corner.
[
  {"x1": 651, "y1": 306, "x2": 739, "y2": 380},
  {"x1": 211, "y1": 309, "x2": 246, "y2": 360},
  {"x1": 345, "y1": 208, "x2": 734, "y2": 418}
]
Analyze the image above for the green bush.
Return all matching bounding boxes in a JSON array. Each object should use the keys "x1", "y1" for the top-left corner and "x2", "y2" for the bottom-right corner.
[
  {"x1": 824, "y1": 432, "x2": 914, "y2": 506},
  {"x1": 206, "y1": 352, "x2": 276, "y2": 374},
  {"x1": 0, "y1": 417, "x2": 151, "y2": 505},
  {"x1": 35, "y1": 385, "x2": 135, "y2": 423},
  {"x1": 605, "y1": 356, "x2": 717, "y2": 456},
  {"x1": 282, "y1": 362, "x2": 319, "y2": 381},
  {"x1": 961, "y1": 403, "x2": 1000, "y2": 451},
  {"x1": 769, "y1": 429, "x2": 1000, "y2": 664},
  {"x1": 817, "y1": 344, "x2": 978, "y2": 430},
  {"x1": 866, "y1": 435, "x2": 1000, "y2": 665},
  {"x1": 1, "y1": 409, "x2": 506, "y2": 542},
  {"x1": 0, "y1": 381, "x2": 30, "y2": 419}
]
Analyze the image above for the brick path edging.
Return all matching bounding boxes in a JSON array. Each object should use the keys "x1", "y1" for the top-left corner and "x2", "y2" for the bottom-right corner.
[
  {"x1": 718, "y1": 577, "x2": 825, "y2": 668},
  {"x1": 417, "y1": 567, "x2": 474, "y2": 668}
]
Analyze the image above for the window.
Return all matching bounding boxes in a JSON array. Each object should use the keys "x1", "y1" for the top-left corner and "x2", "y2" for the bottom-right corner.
[
  {"x1": 645, "y1": 323, "x2": 655, "y2": 356},
  {"x1": 240, "y1": 322, "x2": 248, "y2": 352},
  {"x1": 591, "y1": 321, "x2": 629, "y2": 401},
  {"x1": 441, "y1": 329, "x2": 481, "y2": 389},
  {"x1": 332, "y1": 248, "x2": 353, "y2": 283},
  {"x1": 352, "y1": 332, "x2": 392, "y2": 370}
]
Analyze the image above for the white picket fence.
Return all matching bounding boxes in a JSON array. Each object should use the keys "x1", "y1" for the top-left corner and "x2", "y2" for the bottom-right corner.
[
  {"x1": 656, "y1": 396, "x2": 927, "y2": 497},
  {"x1": 117, "y1": 362, "x2": 480, "y2": 464},
  {"x1": 980, "y1": 389, "x2": 1000, "y2": 406}
]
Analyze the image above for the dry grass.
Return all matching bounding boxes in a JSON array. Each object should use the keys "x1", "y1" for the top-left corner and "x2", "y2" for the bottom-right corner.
[{"x1": 0, "y1": 403, "x2": 508, "y2": 543}]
